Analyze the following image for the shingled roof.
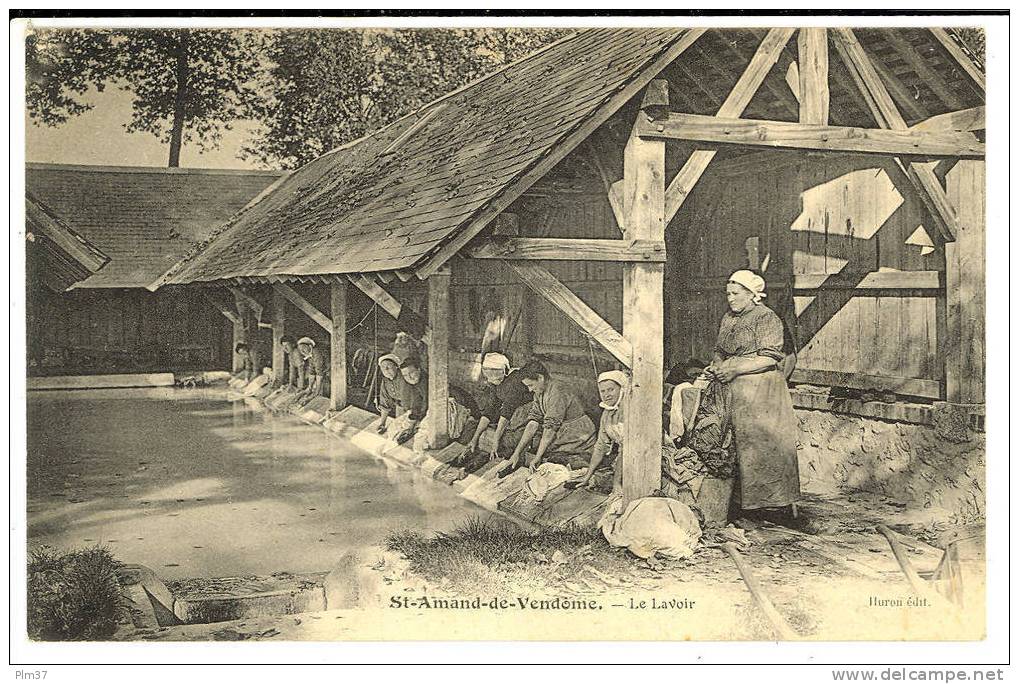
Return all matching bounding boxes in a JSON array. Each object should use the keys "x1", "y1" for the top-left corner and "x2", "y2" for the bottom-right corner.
[
  {"x1": 26, "y1": 164, "x2": 283, "y2": 289},
  {"x1": 26, "y1": 194, "x2": 110, "y2": 292},
  {"x1": 162, "y1": 27, "x2": 984, "y2": 287},
  {"x1": 163, "y1": 28, "x2": 700, "y2": 286}
]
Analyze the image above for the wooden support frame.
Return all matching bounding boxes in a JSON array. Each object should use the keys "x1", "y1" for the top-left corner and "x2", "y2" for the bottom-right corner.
[
  {"x1": 468, "y1": 237, "x2": 666, "y2": 262},
  {"x1": 502, "y1": 261, "x2": 633, "y2": 368},
  {"x1": 665, "y1": 28, "x2": 795, "y2": 223},
  {"x1": 200, "y1": 288, "x2": 243, "y2": 373},
  {"x1": 797, "y1": 28, "x2": 829, "y2": 124},
  {"x1": 911, "y1": 106, "x2": 985, "y2": 133},
  {"x1": 717, "y1": 35, "x2": 799, "y2": 121},
  {"x1": 943, "y1": 160, "x2": 985, "y2": 404},
  {"x1": 271, "y1": 290, "x2": 286, "y2": 386},
  {"x1": 621, "y1": 80, "x2": 667, "y2": 504},
  {"x1": 880, "y1": 29, "x2": 966, "y2": 111},
  {"x1": 415, "y1": 28, "x2": 706, "y2": 279},
  {"x1": 637, "y1": 113, "x2": 984, "y2": 158},
  {"x1": 271, "y1": 282, "x2": 332, "y2": 333},
  {"x1": 233, "y1": 290, "x2": 260, "y2": 373},
  {"x1": 228, "y1": 286, "x2": 263, "y2": 318},
  {"x1": 346, "y1": 274, "x2": 403, "y2": 319},
  {"x1": 330, "y1": 281, "x2": 348, "y2": 410},
  {"x1": 425, "y1": 268, "x2": 451, "y2": 449},
  {"x1": 832, "y1": 28, "x2": 961, "y2": 243},
  {"x1": 200, "y1": 289, "x2": 240, "y2": 325},
  {"x1": 929, "y1": 28, "x2": 985, "y2": 93}
]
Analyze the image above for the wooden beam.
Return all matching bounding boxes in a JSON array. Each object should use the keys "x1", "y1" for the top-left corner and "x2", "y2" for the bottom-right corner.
[
  {"x1": 943, "y1": 160, "x2": 985, "y2": 403},
  {"x1": 718, "y1": 34, "x2": 799, "y2": 120},
  {"x1": 797, "y1": 28, "x2": 830, "y2": 124},
  {"x1": 792, "y1": 270, "x2": 941, "y2": 290},
  {"x1": 665, "y1": 28, "x2": 795, "y2": 223},
  {"x1": 346, "y1": 274, "x2": 402, "y2": 319},
  {"x1": 468, "y1": 237, "x2": 666, "y2": 262},
  {"x1": 271, "y1": 290, "x2": 286, "y2": 387},
  {"x1": 228, "y1": 286, "x2": 263, "y2": 318},
  {"x1": 929, "y1": 28, "x2": 985, "y2": 94},
  {"x1": 911, "y1": 106, "x2": 985, "y2": 133},
  {"x1": 330, "y1": 281, "x2": 348, "y2": 410},
  {"x1": 233, "y1": 291, "x2": 260, "y2": 373},
  {"x1": 790, "y1": 369, "x2": 942, "y2": 400},
  {"x1": 622, "y1": 82, "x2": 667, "y2": 504},
  {"x1": 415, "y1": 28, "x2": 707, "y2": 278},
  {"x1": 674, "y1": 270, "x2": 942, "y2": 292},
  {"x1": 200, "y1": 290, "x2": 240, "y2": 325},
  {"x1": 271, "y1": 282, "x2": 332, "y2": 333},
  {"x1": 502, "y1": 261, "x2": 632, "y2": 368},
  {"x1": 638, "y1": 113, "x2": 984, "y2": 158},
  {"x1": 832, "y1": 28, "x2": 961, "y2": 243},
  {"x1": 425, "y1": 268, "x2": 451, "y2": 449},
  {"x1": 867, "y1": 52, "x2": 929, "y2": 124}
]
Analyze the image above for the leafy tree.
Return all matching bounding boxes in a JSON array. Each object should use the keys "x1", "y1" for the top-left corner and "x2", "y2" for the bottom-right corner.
[
  {"x1": 243, "y1": 28, "x2": 570, "y2": 169},
  {"x1": 26, "y1": 28, "x2": 266, "y2": 167}
]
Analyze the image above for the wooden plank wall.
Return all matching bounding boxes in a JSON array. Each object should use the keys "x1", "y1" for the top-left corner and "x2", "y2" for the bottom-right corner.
[
  {"x1": 27, "y1": 286, "x2": 235, "y2": 375},
  {"x1": 667, "y1": 151, "x2": 954, "y2": 399},
  {"x1": 451, "y1": 190, "x2": 624, "y2": 371}
]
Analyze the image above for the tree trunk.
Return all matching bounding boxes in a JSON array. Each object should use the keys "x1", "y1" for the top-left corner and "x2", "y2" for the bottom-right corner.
[{"x1": 167, "y1": 32, "x2": 189, "y2": 168}]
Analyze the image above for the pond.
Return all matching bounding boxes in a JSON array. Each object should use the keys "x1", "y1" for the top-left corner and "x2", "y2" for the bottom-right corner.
[{"x1": 27, "y1": 387, "x2": 485, "y2": 580}]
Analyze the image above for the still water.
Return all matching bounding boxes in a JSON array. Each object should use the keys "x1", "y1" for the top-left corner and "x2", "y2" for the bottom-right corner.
[{"x1": 27, "y1": 388, "x2": 485, "y2": 580}]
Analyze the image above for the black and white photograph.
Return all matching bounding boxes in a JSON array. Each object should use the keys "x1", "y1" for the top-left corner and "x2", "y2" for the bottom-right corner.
[{"x1": 10, "y1": 11, "x2": 1008, "y2": 669}]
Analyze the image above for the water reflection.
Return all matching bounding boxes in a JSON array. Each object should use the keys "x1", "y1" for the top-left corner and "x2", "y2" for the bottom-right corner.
[{"x1": 27, "y1": 388, "x2": 485, "y2": 579}]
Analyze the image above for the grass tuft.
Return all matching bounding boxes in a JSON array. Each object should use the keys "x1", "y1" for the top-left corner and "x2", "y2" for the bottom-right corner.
[
  {"x1": 27, "y1": 544, "x2": 127, "y2": 641},
  {"x1": 385, "y1": 515, "x2": 612, "y2": 589}
]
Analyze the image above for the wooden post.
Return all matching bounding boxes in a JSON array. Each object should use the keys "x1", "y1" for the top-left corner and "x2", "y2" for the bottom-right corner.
[
  {"x1": 233, "y1": 291, "x2": 260, "y2": 374},
  {"x1": 330, "y1": 281, "x2": 348, "y2": 411},
  {"x1": 797, "y1": 28, "x2": 829, "y2": 125},
  {"x1": 232, "y1": 318, "x2": 244, "y2": 373},
  {"x1": 271, "y1": 290, "x2": 286, "y2": 387},
  {"x1": 621, "y1": 81, "x2": 667, "y2": 504},
  {"x1": 943, "y1": 160, "x2": 985, "y2": 404},
  {"x1": 425, "y1": 267, "x2": 451, "y2": 449}
]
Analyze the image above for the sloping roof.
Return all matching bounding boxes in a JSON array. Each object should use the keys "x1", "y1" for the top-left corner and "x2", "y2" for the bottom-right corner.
[
  {"x1": 164, "y1": 27, "x2": 984, "y2": 288},
  {"x1": 26, "y1": 194, "x2": 110, "y2": 291},
  {"x1": 164, "y1": 28, "x2": 698, "y2": 286},
  {"x1": 26, "y1": 163, "x2": 283, "y2": 289}
]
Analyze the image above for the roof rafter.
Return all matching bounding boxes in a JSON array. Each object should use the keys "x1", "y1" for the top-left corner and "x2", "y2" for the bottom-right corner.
[
  {"x1": 415, "y1": 28, "x2": 707, "y2": 279},
  {"x1": 832, "y1": 27, "x2": 962, "y2": 243},
  {"x1": 665, "y1": 28, "x2": 795, "y2": 223}
]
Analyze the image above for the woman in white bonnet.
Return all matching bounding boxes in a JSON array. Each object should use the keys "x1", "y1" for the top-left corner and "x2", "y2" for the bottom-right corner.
[
  {"x1": 453, "y1": 352, "x2": 533, "y2": 475},
  {"x1": 566, "y1": 369, "x2": 629, "y2": 492},
  {"x1": 706, "y1": 270, "x2": 800, "y2": 521}
]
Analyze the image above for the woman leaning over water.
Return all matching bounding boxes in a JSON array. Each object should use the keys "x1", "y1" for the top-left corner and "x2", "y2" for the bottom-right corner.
[{"x1": 706, "y1": 270, "x2": 801, "y2": 522}]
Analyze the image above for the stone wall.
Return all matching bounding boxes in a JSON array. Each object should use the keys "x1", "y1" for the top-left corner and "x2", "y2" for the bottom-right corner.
[{"x1": 795, "y1": 410, "x2": 985, "y2": 521}]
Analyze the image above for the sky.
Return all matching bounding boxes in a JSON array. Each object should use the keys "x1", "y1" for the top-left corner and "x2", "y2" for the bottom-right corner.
[{"x1": 25, "y1": 86, "x2": 265, "y2": 170}]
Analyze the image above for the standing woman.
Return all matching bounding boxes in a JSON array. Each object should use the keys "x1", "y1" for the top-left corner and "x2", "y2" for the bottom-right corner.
[{"x1": 707, "y1": 270, "x2": 800, "y2": 519}]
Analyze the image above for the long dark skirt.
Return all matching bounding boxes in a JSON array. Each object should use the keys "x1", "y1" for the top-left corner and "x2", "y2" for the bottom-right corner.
[{"x1": 727, "y1": 368, "x2": 801, "y2": 509}]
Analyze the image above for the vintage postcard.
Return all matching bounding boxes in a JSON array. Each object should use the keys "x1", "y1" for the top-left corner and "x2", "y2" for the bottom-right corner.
[{"x1": 11, "y1": 11, "x2": 1007, "y2": 666}]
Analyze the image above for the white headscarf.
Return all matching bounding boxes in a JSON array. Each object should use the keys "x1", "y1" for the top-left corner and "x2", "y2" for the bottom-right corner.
[
  {"x1": 377, "y1": 352, "x2": 401, "y2": 368},
  {"x1": 297, "y1": 336, "x2": 316, "y2": 348},
  {"x1": 597, "y1": 370, "x2": 630, "y2": 411},
  {"x1": 481, "y1": 352, "x2": 511, "y2": 372},
  {"x1": 728, "y1": 270, "x2": 767, "y2": 304}
]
